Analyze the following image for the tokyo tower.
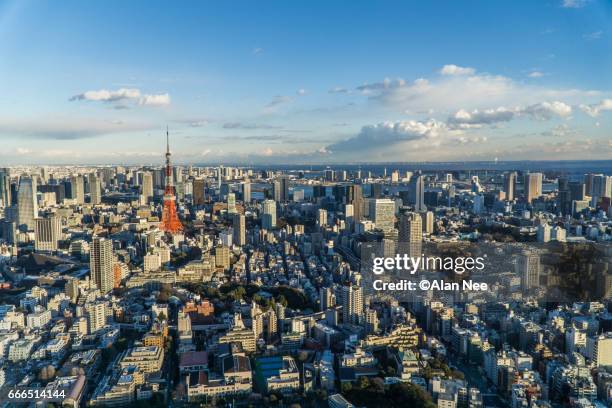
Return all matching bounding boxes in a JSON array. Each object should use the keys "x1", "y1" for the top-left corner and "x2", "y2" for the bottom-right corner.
[{"x1": 160, "y1": 129, "x2": 183, "y2": 234}]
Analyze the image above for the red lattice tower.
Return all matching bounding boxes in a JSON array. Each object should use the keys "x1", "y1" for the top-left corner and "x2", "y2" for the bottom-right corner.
[{"x1": 160, "y1": 129, "x2": 183, "y2": 234}]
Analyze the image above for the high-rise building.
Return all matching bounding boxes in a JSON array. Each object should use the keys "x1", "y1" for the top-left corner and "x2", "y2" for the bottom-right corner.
[
  {"x1": 319, "y1": 287, "x2": 336, "y2": 311},
  {"x1": 17, "y1": 176, "x2": 38, "y2": 231},
  {"x1": 410, "y1": 175, "x2": 426, "y2": 211},
  {"x1": 90, "y1": 237, "x2": 114, "y2": 294},
  {"x1": 371, "y1": 199, "x2": 395, "y2": 232},
  {"x1": 317, "y1": 209, "x2": 328, "y2": 228},
  {"x1": 504, "y1": 172, "x2": 516, "y2": 201},
  {"x1": 88, "y1": 173, "x2": 102, "y2": 205},
  {"x1": 398, "y1": 212, "x2": 422, "y2": 257},
  {"x1": 233, "y1": 213, "x2": 246, "y2": 246},
  {"x1": 591, "y1": 174, "x2": 611, "y2": 201},
  {"x1": 341, "y1": 280, "x2": 363, "y2": 325},
  {"x1": 276, "y1": 175, "x2": 290, "y2": 202},
  {"x1": 518, "y1": 252, "x2": 540, "y2": 291},
  {"x1": 352, "y1": 184, "x2": 364, "y2": 222},
  {"x1": 142, "y1": 172, "x2": 154, "y2": 201},
  {"x1": 242, "y1": 181, "x2": 251, "y2": 203},
  {"x1": 262, "y1": 200, "x2": 276, "y2": 229},
  {"x1": 0, "y1": 168, "x2": 10, "y2": 209},
  {"x1": 227, "y1": 193, "x2": 236, "y2": 214},
  {"x1": 421, "y1": 211, "x2": 434, "y2": 234},
  {"x1": 524, "y1": 173, "x2": 543, "y2": 203},
  {"x1": 34, "y1": 215, "x2": 61, "y2": 252},
  {"x1": 70, "y1": 175, "x2": 85, "y2": 204},
  {"x1": 192, "y1": 179, "x2": 206, "y2": 205}
]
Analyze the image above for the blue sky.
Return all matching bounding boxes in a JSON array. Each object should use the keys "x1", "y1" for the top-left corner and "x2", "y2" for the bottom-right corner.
[{"x1": 0, "y1": 0, "x2": 610, "y2": 164}]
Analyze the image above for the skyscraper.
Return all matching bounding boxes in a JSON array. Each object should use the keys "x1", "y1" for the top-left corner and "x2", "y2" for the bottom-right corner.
[
  {"x1": 35, "y1": 215, "x2": 62, "y2": 253},
  {"x1": 90, "y1": 237, "x2": 114, "y2": 294},
  {"x1": 141, "y1": 172, "x2": 154, "y2": 201},
  {"x1": 17, "y1": 176, "x2": 38, "y2": 231},
  {"x1": 262, "y1": 200, "x2": 276, "y2": 230},
  {"x1": 351, "y1": 184, "x2": 364, "y2": 222},
  {"x1": 518, "y1": 252, "x2": 540, "y2": 291},
  {"x1": 71, "y1": 175, "x2": 85, "y2": 204},
  {"x1": 317, "y1": 209, "x2": 328, "y2": 228},
  {"x1": 504, "y1": 172, "x2": 516, "y2": 201},
  {"x1": 227, "y1": 193, "x2": 236, "y2": 214},
  {"x1": 421, "y1": 211, "x2": 434, "y2": 234},
  {"x1": 591, "y1": 175, "x2": 611, "y2": 201},
  {"x1": 0, "y1": 168, "x2": 10, "y2": 209},
  {"x1": 341, "y1": 278, "x2": 363, "y2": 325},
  {"x1": 233, "y1": 213, "x2": 246, "y2": 246},
  {"x1": 242, "y1": 181, "x2": 251, "y2": 203},
  {"x1": 524, "y1": 173, "x2": 543, "y2": 204},
  {"x1": 398, "y1": 212, "x2": 422, "y2": 257},
  {"x1": 192, "y1": 179, "x2": 206, "y2": 205},
  {"x1": 371, "y1": 199, "x2": 395, "y2": 232},
  {"x1": 88, "y1": 173, "x2": 102, "y2": 205},
  {"x1": 277, "y1": 175, "x2": 290, "y2": 202},
  {"x1": 411, "y1": 175, "x2": 426, "y2": 211}
]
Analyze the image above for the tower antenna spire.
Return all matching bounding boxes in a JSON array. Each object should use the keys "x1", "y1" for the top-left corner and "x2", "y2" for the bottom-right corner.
[{"x1": 166, "y1": 125, "x2": 170, "y2": 154}]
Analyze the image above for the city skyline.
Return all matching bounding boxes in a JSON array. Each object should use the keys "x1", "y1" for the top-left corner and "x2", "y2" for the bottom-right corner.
[{"x1": 0, "y1": 0, "x2": 611, "y2": 164}]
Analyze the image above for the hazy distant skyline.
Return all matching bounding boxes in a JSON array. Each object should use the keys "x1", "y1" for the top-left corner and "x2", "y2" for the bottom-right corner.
[{"x1": 0, "y1": 0, "x2": 611, "y2": 164}]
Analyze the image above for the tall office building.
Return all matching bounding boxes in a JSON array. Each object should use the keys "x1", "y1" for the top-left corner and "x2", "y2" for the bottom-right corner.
[
  {"x1": 518, "y1": 252, "x2": 540, "y2": 291},
  {"x1": 0, "y1": 168, "x2": 10, "y2": 209},
  {"x1": 71, "y1": 175, "x2": 85, "y2": 204},
  {"x1": 242, "y1": 181, "x2": 251, "y2": 203},
  {"x1": 90, "y1": 237, "x2": 114, "y2": 294},
  {"x1": 317, "y1": 209, "x2": 328, "y2": 228},
  {"x1": 319, "y1": 287, "x2": 336, "y2": 311},
  {"x1": 17, "y1": 176, "x2": 38, "y2": 231},
  {"x1": 421, "y1": 211, "x2": 434, "y2": 234},
  {"x1": 233, "y1": 214, "x2": 246, "y2": 246},
  {"x1": 192, "y1": 179, "x2": 206, "y2": 205},
  {"x1": 141, "y1": 172, "x2": 154, "y2": 201},
  {"x1": 398, "y1": 212, "x2": 422, "y2": 257},
  {"x1": 341, "y1": 279, "x2": 363, "y2": 325},
  {"x1": 411, "y1": 175, "x2": 426, "y2": 211},
  {"x1": 371, "y1": 199, "x2": 395, "y2": 232},
  {"x1": 352, "y1": 184, "x2": 364, "y2": 222},
  {"x1": 591, "y1": 175, "x2": 611, "y2": 201},
  {"x1": 524, "y1": 173, "x2": 543, "y2": 203},
  {"x1": 276, "y1": 175, "x2": 290, "y2": 202},
  {"x1": 34, "y1": 215, "x2": 62, "y2": 252},
  {"x1": 227, "y1": 193, "x2": 237, "y2": 214},
  {"x1": 88, "y1": 174, "x2": 102, "y2": 205},
  {"x1": 504, "y1": 172, "x2": 516, "y2": 201},
  {"x1": 262, "y1": 200, "x2": 276, "y2": 230}
]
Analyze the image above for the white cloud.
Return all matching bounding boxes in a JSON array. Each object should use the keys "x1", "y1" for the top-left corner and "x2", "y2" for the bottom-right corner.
[
  {"x1": 326, "y1": 119, "x2": 452, "y2": 153},
  {"x1": 521, "y1": 101, "x2": 572, "y2": 120},
  {"x1": 329, "y1": 86, "x2": 349, "y2": 94},
  {"x1": 583, "y1": 30, "x2": 603, "y2": 40},
  {"x1": 541, "y1": 124, "x2": 576, "y2": 137},
  {"x1": 138, "y1": 93, "x2": 170, "y2": 106},
  {"x1": 70, "y1": 88, "x2": 170, "y2": 107},
  {"x1": 528, "y1": 71, "x2": 544, "y2": 78},
  {"x1": 448, "y1": 107, "x2": 515, "y2": 129},
  {"x1": 296, "y1": 89, "x2": 307, "y2": 95},
  {"x1": 264, "y1": 95, "x2": 293, "y2": 111},
  {"x1": 439, "y1": 64, "x2": 476, "y2": 76},
  {"x1": 252, "y1": 47, "x2": 264, "y2": 55},
  {"x1": 355, "y1": 67, "x2": 596, "y2": 116},
  {"x1": 562, "y1": 0, "x2": 589, "y2": 8},
  {"x1": 579, "y1": 99, "x2": 612, "y2": 117}
]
